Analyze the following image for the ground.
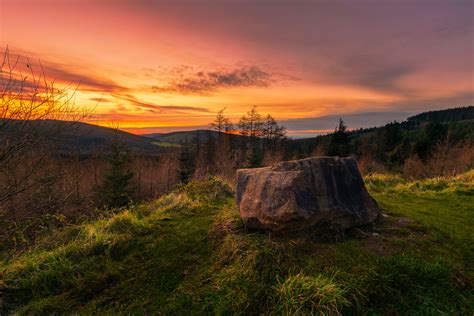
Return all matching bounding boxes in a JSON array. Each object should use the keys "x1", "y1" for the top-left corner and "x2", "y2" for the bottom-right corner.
[{"x1": 1, "y1": 173, "x2": 473, "y2": 315}]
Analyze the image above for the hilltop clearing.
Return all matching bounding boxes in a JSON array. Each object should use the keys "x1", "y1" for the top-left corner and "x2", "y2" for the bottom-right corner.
[{"x1": 1, "y1": 173, "x2": 473, "y2": 314}]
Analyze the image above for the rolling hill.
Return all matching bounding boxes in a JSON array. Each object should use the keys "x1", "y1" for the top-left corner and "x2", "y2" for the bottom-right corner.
[
  {"x1": 3, "y1": 106, "x2": 472, "y2": 158},
  {"x1": 146, "y1": 106, "x2": 474, "y2": 146},
  {"x1": 287, "y1": 106, "x2": 474, "y2": 158},
  {"x1": 1, "y1": 120, "x2": 168, "y2": 156},
  {"x1": 407, "y1": 106, "x2": 474, "y2": 124},
  {"x1": 144, "y1": 129, "x2": 246, "y2": 144}
]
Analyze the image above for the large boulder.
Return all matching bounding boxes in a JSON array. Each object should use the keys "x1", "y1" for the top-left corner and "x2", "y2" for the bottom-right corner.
[{"x1": 236, "y1": 157, "x2": 380, "y2": 233}]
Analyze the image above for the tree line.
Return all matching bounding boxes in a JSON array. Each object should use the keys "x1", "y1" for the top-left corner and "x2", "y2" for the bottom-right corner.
[
  {"x1": 92, "y1": 106, "x2": 474, "y2": 211},
  {"x1": 175, "y1": 106, "x2": 287, "y2": 184}
]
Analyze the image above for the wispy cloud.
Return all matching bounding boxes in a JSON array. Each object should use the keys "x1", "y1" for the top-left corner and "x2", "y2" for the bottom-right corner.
[
  {"x1": 114, "y1": 95, "x2": 211, "y2": 113},
  {"x1": 384, "y1": 90, "x2": 474, "y2": 111},
  {"x1": 1, "y1": 47, "x2": 128, "y2": 94},
  {"x1": 89, "y1": 97, "x2": 113, "y2": 103},
  {"x1": 151, "y1": 66, "x2": 273, "y2": 95},
  {"x1": 40, "y1": 63, "x2": 127, "y2": 93}
]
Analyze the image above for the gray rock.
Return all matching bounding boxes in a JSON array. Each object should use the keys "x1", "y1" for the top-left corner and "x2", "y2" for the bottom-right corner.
[{"x1": 236, "y1": 157, "x2": 380, "y2": 233}]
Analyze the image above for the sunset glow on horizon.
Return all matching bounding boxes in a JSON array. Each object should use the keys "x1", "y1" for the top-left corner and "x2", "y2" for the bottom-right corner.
[{"x1": 1, "y1": 0, "x2": 473, "y2": 136}]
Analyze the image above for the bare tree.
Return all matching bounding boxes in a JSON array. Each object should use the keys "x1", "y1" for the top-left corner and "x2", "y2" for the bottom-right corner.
[
  {"x1": 0, "y1": 47, "x2": 90, "y2": 246},
  {"x1": 210, "y1": 107, "x2": 234, "y2": 144},
  {"x1": 262, "y1": 114, "x2": 287, "y2": 149},
  {"x1": 238, "y1": 106, "x2": 263, "y2": 139},
  {"x1": 0, "y1": 47, "x2": 89, "y2": 203}
]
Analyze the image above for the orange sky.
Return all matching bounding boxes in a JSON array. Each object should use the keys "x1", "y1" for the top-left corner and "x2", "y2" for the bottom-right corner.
[{"x1": 1, "y1": 0, "x2": 473, "y2": 137}]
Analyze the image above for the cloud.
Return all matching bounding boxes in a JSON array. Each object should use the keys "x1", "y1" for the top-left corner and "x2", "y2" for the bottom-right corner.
[
  {"x1": 1, "y1": 46, "x2": 128, "y2": 94},
  {"x1": 40, "y1": 64, "x2": 127, "y2": 93},
  {"x1": 114, "y1": 95, "x2": 212, "y2": 113},
  {"x1": 89, "y1": 97, "x2": 113, "y2": 103},
  {"x1": 129, "y1": 1, "x2": 472, "y2": 97},
  {"x1": 385, "y1": 90, "x2": 474, "y2": 111},
  {"x1": 151, "y1": 66, "x2": 273, "y2": 95},
  {"x1": 323, "y1": 55, "x2": 416, "y2": 94}
]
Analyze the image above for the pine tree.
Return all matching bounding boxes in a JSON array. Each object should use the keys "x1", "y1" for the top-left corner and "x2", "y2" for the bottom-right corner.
[
  {"x1": 384, "y1": 121, "x2": 402, "y2": 152},
  {"x1": 245, "y1": 147, "x2": 263, "y2": 168},
  {"x1": 414, "y1": 121, "x2": 447, "y2": 160},
  {"x1": 98, "y1": 137, "x2": 134, "y2": 209},
  {"x1": 177, "y1": 137, "x2": 195, "y2": 184},
  {"x1": 205, "y1": 130, "x2": 216, "y2": 174},
  {"x1": 327, "y1": 118, "x2": 351, "y2": 156}
]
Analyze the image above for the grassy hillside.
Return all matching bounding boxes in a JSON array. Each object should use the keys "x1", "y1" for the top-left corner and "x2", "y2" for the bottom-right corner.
[{"x1": 1, "y1": 174, "x2": 473, "y2": 314}]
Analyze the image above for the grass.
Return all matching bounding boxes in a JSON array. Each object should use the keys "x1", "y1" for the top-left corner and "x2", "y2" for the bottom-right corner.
[
  {"x1": 366, "y1": 171, "x2": 474, "y2": 266},
  {"x1": 275, "y1": 273, "x2": 349, "y2": 315},
  {"x1": 1, "y1": 173, "x2": 473, "y2": 314},
  {"x1": 151, "y1": 141, "x2": 182, "y2": 148}
]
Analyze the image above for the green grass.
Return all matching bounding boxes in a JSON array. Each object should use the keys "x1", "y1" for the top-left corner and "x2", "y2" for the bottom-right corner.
[
  {"x1": 151, "y1": 141, "x2": 181, "y2": 148},
  {"x1": 366, "y1": 171, "x2": 474, "y2": 266},
  {"x1": 1, "y1": 173, "x2": 473, "y2": 315}
]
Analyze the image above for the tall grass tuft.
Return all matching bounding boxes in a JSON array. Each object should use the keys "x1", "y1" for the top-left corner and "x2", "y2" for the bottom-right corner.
[
  {"x1": 275, "y1": 273, "x2": 349, "y2": 315},
  {"x1": 365, "y1": 170, "x2": 474, "y2": 193}
]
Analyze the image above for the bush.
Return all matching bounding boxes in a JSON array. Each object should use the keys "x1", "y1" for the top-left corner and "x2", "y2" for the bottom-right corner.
[{"x1": 175, "y1": 176, "x2": 233, "y2": 202}]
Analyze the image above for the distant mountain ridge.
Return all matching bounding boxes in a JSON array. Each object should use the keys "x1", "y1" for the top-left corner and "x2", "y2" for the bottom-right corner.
[
  {"x1": 145, "y1": 130, "x2": 220, "y2": 143},
  {"x1": 3, "y1": 106, "x2": 472, "y2": 155},
  {"x1": 288, "y1": 105, "x2": 474, "y2": 159},
  {"x1": 1, "y1": 119, "x2": 167, "y2": 156},
  {"x1": 144, "y1": 129, "x2": 248, "y2": 144},
  {"x1": 407, "y1": 106, "x2": 473, "y2": 124},
  {"x1": 146, "y1": 106, "x2": 474, "y2": 145}
]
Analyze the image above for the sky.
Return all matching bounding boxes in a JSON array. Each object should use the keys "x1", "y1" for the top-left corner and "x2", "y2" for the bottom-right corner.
[{"x1": 1, "y1": 0, "x2": 473, "y2": 137}]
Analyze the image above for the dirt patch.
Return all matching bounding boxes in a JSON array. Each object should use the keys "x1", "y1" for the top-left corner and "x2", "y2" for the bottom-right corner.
[
  {"x1": 393, "y1": 218, "x2": 416, "y2": 227},
  {"x1": 359, "y1": 215, "x2": 429, "y2": 256},
  {"x1": 362, "y1": 237, "x2": 403, "y2": 256}
]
